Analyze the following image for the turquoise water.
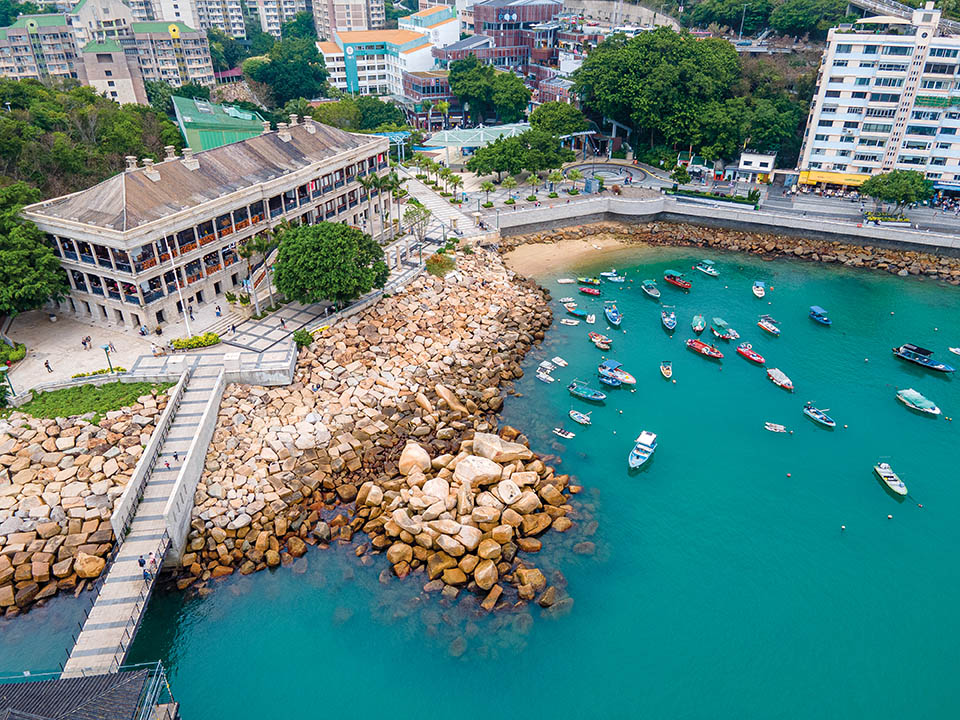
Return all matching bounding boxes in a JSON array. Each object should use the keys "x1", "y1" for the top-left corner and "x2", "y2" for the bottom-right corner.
[{"x1": 6, "y1": 247, "x2": 960, "y2": 717}]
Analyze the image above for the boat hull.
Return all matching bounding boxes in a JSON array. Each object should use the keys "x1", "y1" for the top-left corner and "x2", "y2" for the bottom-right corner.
[
  {"x1": 892, "y1": 348, "x2": 956, "y2": 372},
  {"x1": 664, "y1": 276, "x2": 691, "y2": 290},
  {"x1": 803, "y1": 407, "x2": 836, "y2": 428}
]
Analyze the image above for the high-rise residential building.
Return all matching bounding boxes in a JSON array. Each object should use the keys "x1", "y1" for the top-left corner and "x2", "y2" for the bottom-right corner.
[
  {"x1": 0, "y1": 14, "x2": 80, "y2": 82},
  {"x1": 312, "y1": 0, "x2": 384, "y2": 40},
  {"x1": 77, "y1": 39, "x2": 149, "y2": 103},
  {"x1": 247, "y1": 0, "x2": 310, "y2": 37},
  {"x1": 799, "y1": 3, "x2": 960, "y2": 194},
  {"x1": 318, "y1": 29, "x2": 433, "y2": 95},
  {"x1": 399, "y1": 5, "x2": 459, "y2": 48},
  {"x1": 122, "y1": 0, "x2": 246, "y2": 39},
  {"x1": 131, "y1": 21, "x2": 216, "y2": 86}
]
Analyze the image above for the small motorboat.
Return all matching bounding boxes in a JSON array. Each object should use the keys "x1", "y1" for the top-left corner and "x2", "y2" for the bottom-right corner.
[
  {"x1": 661, "y1": 305, "x2": 676, "y2": 331},
  {"x1": 767, "y1": 368, "x2": 793, "y2": 391},
  {"x1": 560, "y1": 319, "x2": 579, "y2": 326},
  {"x1": 664, "y1": 269, "x2": 691, "y2": 290},
  {"x1": 558, "y1": 296, "x2": 575, "y2": 304},
  {"x1": 874, "y1": 462, "x2": 907, "y2": 496},
  {"x1": 758, "y1": 314, "x2": 780, "y2": 336},
  {"x1": 640, "y1": 279, "x2": 661, "y2": 299},
  {"x1": 538, "y1": 360, "x2": 556, "y2": 372},
  {"x1": 565, "y1": 304, "x2": 587, "y2": 318},
  {"x1": 557, "y1": 278, "x2": 576, "y2": 284},
  {"x1": 569, "y1": 410, "x2": 591, "y2": 425},
  {"x1": 580, "y1": 286, "x2": 601, "y2": 296},
  {"x1": 628, "y1": 431, "x2": 658, "y2": 469},
  {"x1": 686, "y1": 338, "x2": 723, "y2": 359},
  {"x1": 577, "y1": 276, "x2": 601, "y2": 286},
  {"x1": 568, "y1": 379, "x2": 607, "y2": 402},
  {"x1": 896, "y1": 388, "x2": 941, "y2": 416},
  {"x1": 752, "y1": 281, "x2": 766, "y2": 298},
  {"x1": 950, "y1": 347, "x2": 960, "y2": 356},
  {"x1": 588, "y1": 332, "x2": 613, "y2": 345},
  {"x1": 809, "y1": 306, "x2": 832, "y2": 326},
  {"x1": 710, "y1": 318, "x2": 739, "y2": 340},
  {"x1": 892, "y1": 344, "x2": 955, "y2": 372},
  {"x1": 803, "y1": 402, "x2": 836, "y2": 428},
  {"x1": 604, "y1": 302, "x2": 622, "y2": 327},
  {"x1": 586, "y1": 314, "x2": 596, "y2": 324},
  {"x1": 594, "y1": 341, "x2": 610, "y2": 350},
  {"x1": 535, "y1": 371, "x2": 555, "y2": 383},
  {"x1": 599, "y1": 269, "x2": 618, "y2": 278},
  {"x1": 660, "y1": 360, "x2": 672, "y2": 379},
  {"x1": 694, "y1": 260, "x2": 718, "y2": 277},
  {"x1": 551, "y1": 356, "x2": 568, "y2": 367},
  {"x1": 736, "y1": 342, "x2": 765, "y2": 364},
  {"x1": 553, "y1": 427, "x2": 575, "y2": 439},
  {"x1": 606, "y1": 275, "x2": 625, "y2": 283},
  {"x1": 598, "y1": 374, "x2": 622, "y2": 387},
  {"x1": 692, "y1": 314, "x2": 705, "y2": 334},
  {"x1": 598, "y1": 359, "x2": 636, "y2": 385},
  {"x1": 764, "y1": 422, "x2": 787, "y2": 433}
]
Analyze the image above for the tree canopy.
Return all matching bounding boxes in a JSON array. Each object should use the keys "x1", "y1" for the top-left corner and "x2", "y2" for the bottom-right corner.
[
  {"x1": 273, "y1": 223, "x2": 389, "y2": 305},
  {"x1": 682, "y1": 0, "x2": 854, "y2": 40},
  {"x1": 448, "y1": 55, "x2": 495, "y2": 123},
  {"x1": 0, "y1": 182, "x2": 68, "y2": 316},
  {"x1": 491, "y1": 72, "x2": 531, "y2": 123},
  {"x1": 859, "y1": 170, "x2": 934, "y2": 214},
  {"x1": 281, "y1": 11, "x2": 317, "y2": 40},
  {"x1": 465, "y1": 129, "x2": 574, "y2": 180},
  {"x1": 247, "y1": 38, "x2": 328, "y2": 106},
  {"x1": 529, "y1": 101, "x2": 588, "y2": 137},
  {"x1": 144, "y1": 79, "x2": 209, "y2": 115},
  {"x1": 0, "y1": 0, "x2": 37, "y2": 26},
  {"x1": 207, "y1": 28, "x2": 248, "y2": 72}
]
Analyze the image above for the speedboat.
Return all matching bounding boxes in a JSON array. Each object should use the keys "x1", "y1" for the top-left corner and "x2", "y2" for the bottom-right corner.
[
  {"x1": 896, "y1": 388, "x2": 941, "y2": 416},
  {"x1": 538, "y1": 360, "x2": 556, "y2": 372},
  {"x1": 736, "y1": 342, "x2": 765, "y2": 364},
  {"x1": 560, "y1": 319, "x2": 579, "y2": 326},
  {"x1": 568, "y1": 379, "x2": 607, "y2": 402},
  {"x1": 752, "y1": 281, "x2": 766, "y2": 298},
  {"x1": 598, "y1": 374, "x2": 622, "y2": 387},
  {"x1": 640, "y1": 280, "x2": 661, "y2": 299},
  {"x1": 874, "y1": 462, "x2": 907, "y2": 496},
  {"x1": 764, "y1": 422, "x2": 787, "y2": 433},
  {"x1": 660, "y1": 360, "x2": 672, "y2": 379},
  {"x1": 892, "y1": 344, "x2": 955, "y2": 372},
  {"x1": 557, "y1": 278, "x2": 576, "y2": 284},
  {"x1": 551, "y1": 356, "x2": 568, "y2": 367},
  {"x1": 710, "y1": 318, "x2": 739, "y2": 340},
  {"x1": 586, "y1": 314, "x2": 596, "y2": 324},
  {"x1": 536, "y1": 371, "x2": 555, "y2": 383},
  {"x1": 686, "y1": 338, "x2": 723, "y2": 359},
  {"x1": 558, "y1": 296, "x2": 575, "y2": 304},
  {"x1": 577, "y1": 277, "x2": 601, "y2": 286},
  {"x1": 628, "y1": 431, "x2": 658, "y2": 469},
  {"x1": 594, "y1": 341, "x2": 610, "y2": 350},
  {"x1": 569, "y1": 410, "x2": 591, "y2": 425},
  {"x1": 565, "y1": 304, "x2": 587, "y2": 318},
  {"x1": 553, "y1": 427, "x2": 575, "y2": 439},
  {"x1": 692, "y1": 314, "x2": 706, "y2": 334},
  {"x1": 664, "y1": 270, "x2": 691, "y2": 290},
  {"x1": 579, "y1": 286, "x2": 601, "y2": 296},
  {"x1": 809, "y1": 306, "x2": 832, "y2": 326},
  {"x1": 607, "y1": 275, "x2": 625, "y2": 283},
  {"x1": 588, "y1": 332, "x2": 612, "y2": 345},
  {"x1": 604, "y1": 302, "x2": 622, "y2": 327},
  {"x1": 758, "y1": 314, "x2": 780, "y2": 336},
  {"x1": 767, "y1": 368, "x2": 793, "y2": 391},
  {"x1": 598, "y1": 359, "x2": 636, "y2": 385},
  {"x1": 803, "y1": 402, "x2": 836, "y2": 428},
  {"x1": 694, "y1": 260, "x2": 718, "y2": 277},
  {"x1": 950, "y1": 347, "x2": 960, "y2": 356},
  {"x1": 599, "y1": 269, "x2": 618, "y2": 278},
  {"x1": 661, "y1": 305, "x2": 676, "y2": 331}
]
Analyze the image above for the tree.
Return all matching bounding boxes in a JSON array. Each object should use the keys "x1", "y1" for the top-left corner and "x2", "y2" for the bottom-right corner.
[
  {"x1": 422, "y1": 99, "x2": 434, "y2": 130},
  {"x1": 281, "y1": 11, "x2": 316, "y2": 40},
  {"x1": 686, "y1": 0, "x2": 773, "y2": 37},
  {"x1": 491, "y1": 72, "x2": 531, "y2": 123},
  {"x1": 859, "y1": 170, "x2": 934, "y2": 215},
  {"x1": 0, "y1": 182, "x2": 68, "y2": 316},
  {"x1": 671, "y1": 165, "x2": 691, "y2": 185},
  {"x1": 448, "y1": 55, "x2": 495, "y2": 123},
  {"x1": 207, "y1": 28, "x2": 248, "y2": 72},
  {"x1": 567, "y1": 168, "x2": 583, "y2": 191},
  {"x1": 449, "y1": 174, "x2": 463, "y2": 202},
  {"x1": 502, "y1": 175, "x2": 518, "y2": 196},
  {"x1": 358, "y1": 173, "x2": 382, "y2": 239},
  {"x1": 547, "y1": 170, "x2": 563, "y2": 192},
  {"x1": 529, "y1": 101, "x2": 587, "y2": 137},
  {"x1": 312, "y1": 98, "x2": 361, "y2": 129},
  {"x1": 404, "y1": 204, "x2": 431, "y2": 246},
  {"x1": 768, "y1": 0, "x2": 852, "y2": 40},
  {"x1": 273, "y1": 223, "x2": 389, "y2": 305},
  {"x1": 355, "y1": 95, "x2": 404, "y2": 130},
  {"x1": 144, "y1": 80, "x2": 209, "y2": 115},
  {"x1": 436, "y1": 100, "x2": 450, "y2": 129},
  {"x1": 480, "y1": 180, "x2": 495, "y2": 203},
  {"x1": 247, "y1": 38, "x2": 328, "y2": 106}
]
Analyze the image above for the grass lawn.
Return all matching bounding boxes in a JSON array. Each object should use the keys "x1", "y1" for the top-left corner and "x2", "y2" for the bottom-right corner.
[{"x1": 13, "y1": 381, "x2": 173, "y2": 423}]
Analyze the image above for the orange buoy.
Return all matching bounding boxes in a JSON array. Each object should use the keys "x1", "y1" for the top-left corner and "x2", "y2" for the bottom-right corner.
[
  {"x1": 787, "y1": 473, "x2": 792, "y2": 477},
  {"x1": 918, "y1": 503, "x2": 923, "y2": 508}
]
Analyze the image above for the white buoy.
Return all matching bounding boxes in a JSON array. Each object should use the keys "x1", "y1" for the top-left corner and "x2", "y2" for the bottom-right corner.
[
  {"x1": 841, "y1": 525, "x2": 846, "y2": 531},
  {"x1": 887, "y1": 514, "x2": 893, "y2": 519}
]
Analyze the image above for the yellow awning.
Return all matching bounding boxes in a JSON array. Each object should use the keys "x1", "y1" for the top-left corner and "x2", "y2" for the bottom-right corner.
[{"x1": 799, "y1": 170, "x2": 872, "y2": 187}]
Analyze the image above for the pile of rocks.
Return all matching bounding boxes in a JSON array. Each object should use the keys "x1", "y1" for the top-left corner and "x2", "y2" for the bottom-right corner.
[
  {"x1": 504, "y1": 221, "x2": 960, "y2": 284},
  {"x1": 0, "y1": 392, "x2": 168, "y2": 615},
  {"x1": 179, "y1": 249, "x2": 575, "y2": 612}
]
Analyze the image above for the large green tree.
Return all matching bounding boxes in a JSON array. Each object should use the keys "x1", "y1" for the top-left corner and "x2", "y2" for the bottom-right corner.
[
  {"x1": 769, "y1": 0, "x2": 852, "y2": 38},
  {"x1": 529, "y1": 101, "x2": 588, "y2": 136},
  {"x1": 859, "y1": 170, "x2": 934, "y2": 215},
  {"x1": 466, "y1": 129, "x2": 573, "y2": 180},
  {"x1": 491, "y1": 72, "x2": 531, "y2": 123},
  {"x1": 207, "y1": 28, "x2": 248, "y2": 72},
  {"x1": 273, "y1": 223, "x2": 389, "y2": 305},
  {"x1": 144, "y1": 80, "x2": 209, "y2": 115},
  {"x1": 248, "y1": 38, "x2": 328, "y2": 106},
  {"x1": 281, "y1": 11, "x2": 317, "y2": 40},
  {"x1": 0, "y1": 0, "x2": 37, "y2": 25},
  {"x1": 0, "y1": 183, "x2": 68, "y2": 315},
  {"x1": 355, "y1": 96, "x2": 404, "y2": 130},
  {"x1": 686, "y1": 0, "x2": 772, "y2": 36},
  {"x1": 448, "y1": 55, "x2": 495, "y2": 123}
]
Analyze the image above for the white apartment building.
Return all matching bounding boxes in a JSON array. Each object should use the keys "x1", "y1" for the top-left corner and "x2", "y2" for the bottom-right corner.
[
  {"x1": 398, "y1": 5, "x2": 459, "y2": 48},
  {"x1": 126, "y1": 0, "x2": 246, "y2": 39},
  {"x1": 131, "y1": 21, "x2": 216, "y2": 86},
  {"x1": 247, "y1": 0, "x2": 310, "y2": 37},
  {"x1": 313, "y1": 0, "x2": 385, "y2": 40},
  {"x1": 799, "y1": 3, "x2": 960, "y2": 193},
  {"x1": 319, "y1": 29, "x2": 433, "y2": 96}
]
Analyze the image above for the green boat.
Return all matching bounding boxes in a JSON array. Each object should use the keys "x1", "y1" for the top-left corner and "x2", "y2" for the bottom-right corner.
[
  {"x1": 567, "y1": 379, "x2": 607, "y2": 402},
  {"x1": 577, "y1": 276, "x2": 601, "y2": 286}
]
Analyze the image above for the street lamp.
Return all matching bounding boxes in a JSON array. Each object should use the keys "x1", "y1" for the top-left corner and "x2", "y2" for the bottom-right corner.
[
  {"x1": 101, "y1": 345, "x2": 114, "y2": 374},
  {"x1": 738, "y1": 4, "x2": 748, "y2": 41}
]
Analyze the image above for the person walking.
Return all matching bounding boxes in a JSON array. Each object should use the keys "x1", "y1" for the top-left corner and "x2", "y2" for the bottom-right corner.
[
  {"x1": 230, "y1": 324, "x2": 236, "y2": 335},
  {"x1": 142, "y1": 568, "x2": 151, "y2": 582},
  {"x1": 44, "y1": 360, "x2": 52, "y2": 373},
  {"x1": 173, "y1": 451, "x2": 179, "y2": 462},
  {"x1": 108, "y1": 342, "x2": 117, "y2": 353},
  {"x1": 164, "y1": 460, "x2": 170, "y2": 469},
  {"x1": 138, "y1": 555, "x2": 146, "y2": 569},
  {"x1": 280, "y1": 318, "x2": 286, "y2": 329},
  {"x1": 148, "y1": 552, "x2": 156, "y2": 571}
]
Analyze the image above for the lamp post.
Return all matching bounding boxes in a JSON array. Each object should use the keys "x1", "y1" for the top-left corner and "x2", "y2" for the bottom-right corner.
[
  {"x1": 0, "y1": 367, "x2": 14, "y2": 397},
  {"x1": 101, "y1": 345, "x2": 114, "y2": 374},
  {"x1": 738, "y1": 4, "x2": 747, "y2": 41}
]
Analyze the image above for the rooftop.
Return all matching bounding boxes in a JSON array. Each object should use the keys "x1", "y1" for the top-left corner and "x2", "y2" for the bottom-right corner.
[
  {"x1": 426, "y1": 122, "x2": 530, "y2": 147},
  {"x1": 0, "y1": 668, "x2": 150, "y2": 720},
  {"x1": 24, "y1": 121, "x2": 383, "y2": 233},
  {"x1": 171, "y1": 95, "x2": 265, "y2": 151},
  {"x1": 411, "y1": 5, "x2": 449, "y2": 17},
  {"x1": 81, "y1": 39, "x2": 123, "y2": 53},
  {"x1": 7, "y1": 13, "x2": 69, "y2": 28},
  {"x1": 130, "y1": 21, "x2": 199, "y2": 34},
  {"x1": 335, "y1": 29, "x2": 427, "y2": 45},
  {"x1": 406, "y1": 69, "x2": 450, "y2": 79},
  {"x1": 441, "y1": 34, "x2": 494, "y2": 51},
  {"x1": 317, "y1": 40, "x2": 341, "y2": 54},
  {"x1": 475, "y1": 0, "x2": 562, "y2": 7}
]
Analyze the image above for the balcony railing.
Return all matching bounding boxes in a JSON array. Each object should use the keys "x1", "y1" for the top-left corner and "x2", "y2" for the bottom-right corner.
[
  {"x1": 199, "y1": 233, "x2": 217, "y2": 246},
  {"x1": 250, "y1": 214, "x2": 263, "y2": 224},
  {"x1": 205, "y1": 263, "x2": 222, "y2": 274},
  {"x1": 234, "y1": 219, "x2": 250, "y2": 231},
  {"x1": 223, "y1": 255, "x2": 237, "y2": 267},
  {"x1": 217, "y1": 226, "x2": 233, "y2": 238},
  {"x1": 142, "y1": 289, "x2": 164, "y2": 304},
  {"x1": 166, "y1": 283, "x2": 178, "y2": 294},
  {"x1": 325, "y1": 209, "x2": 336, "y2": 219},
  {"x1": 136, "y1": 258, "x2": 158, "y2": 272},
  {"x1": 115, "y1": 261, "x2": 132, "y2": 273},
  {"x1": 187, "y1": 273, "x2": 203, "y2": 284},
  {"x1": 124, "y1": 294, "x2": 140, "y2": 305},
  {"x1": 89, "y1": 285, "x2": 104, "y2": 296},
  {"x1": 179, "y1": 241, "x2": 197, "y2": 254},
  {"x1": 63, "y1": 250, "x2": 78, "y2": 261},
  {"x1": 312, "y1": 188, "x2": 323, "y2": 199},
  {"x1": 79, "y1": 253, "x2": 95, "y2": 265},
  {"x1": 96, "y1": 256, "x2": 113, "y2": 269},
  {"x1": 334, "y1": 179, "x2": 344, "y2": 188},
  {"x1": 270, "y1": 206, "x2": 283, "y2": 218}
]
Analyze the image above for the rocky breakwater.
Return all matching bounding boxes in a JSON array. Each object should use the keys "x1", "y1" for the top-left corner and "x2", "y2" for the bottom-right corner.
[
  {"x1": 0, "y1": 391, "x2": 168, "y2": 616},
  {"x1": 505, "y1": 221, "x2": 960, "y2": 285},
  {"x1": 180, "y1": 250, "x2": 582, "y2": 614}
]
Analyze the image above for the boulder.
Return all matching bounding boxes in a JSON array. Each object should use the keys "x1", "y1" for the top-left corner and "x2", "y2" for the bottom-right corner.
[
  {"x1": 74, "y1": 552, "x2": 105, "y2": 579},
  {"x1": 477, "y1": 538, "x2": 502, "y2": 560},
  {"x1": 516, "y1": 567, "x2": 546, "y2": 591},
  {"x1": 474, "y1": 559, "x2": 498, "y2": 591},
  {"x1": 386, "y1": 542, "x2": 413, "y2": 565},
  {"x1": 442, "y1": 567, "x2": 467, "y2": 585},
  {"x1": 287, "y1": 537, "x2": 307, "y2": 558},
  {"x1": 454, "y1": 525, "x2": 482, "y2": 552},
  {"x1": 453, "y1": 455, "x2": 502, "y2": 486},
  {"x1": 427, "y1": 551, "x2": 457, "y2": 580},
  {"x1": 421, "y1": 477, "x2": 450, "y2": 500},
  {"x1": 472, "y1": 432, "x2": 533, "y2": 463},
  {"x1": 435, "y1": 384, "x2": 468, "y2": 415},
  {"x1": 398, "y1": 442, "x2": 431, "y2": 475},
  {"x1": 497, "y1": 479, "x2": 521, "y2": 505}
]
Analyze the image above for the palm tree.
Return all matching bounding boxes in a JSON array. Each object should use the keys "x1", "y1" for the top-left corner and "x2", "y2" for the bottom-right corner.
[
  {"x1": 567, "y1": 168, "x2": 583, "y2": 193},
  {"x1": 422, "y1": 100, "x2": 434, "y2": 131},
  {"x1": 449, "y1": 174, "x2": 463, "y2": 202},
  {"x1": 547, "y1": 170, "x2": 563, "y2": 193},
  {"x1": 253, "y1": 227, "x2": 281, "y2": 308},
  {"x1": 437, "y1": 100, "x2": 450, "y2": 129},
  {"x1": 439, "y1": 166, "x2": 453, "y2": 193},
  {"x1": 502, "y1": 175, "x2": 518, "y2": 200},
  {"x1": 526, "y1": 174, "x2": 539, "y2": 198},
  {"x1": 358, "y1": 173, "x2": 380, "y2": 241},
  {"x1": 481, "y1": 180, "x2": 495, "y2": 204}
]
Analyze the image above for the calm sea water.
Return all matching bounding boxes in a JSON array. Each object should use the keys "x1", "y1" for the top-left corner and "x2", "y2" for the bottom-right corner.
[{"x1": 5, "y1": 247, "x2": 960, "y2": 718}]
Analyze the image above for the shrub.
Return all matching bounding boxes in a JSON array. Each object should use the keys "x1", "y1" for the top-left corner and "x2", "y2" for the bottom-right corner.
[
  {"x1": 611, "y1": 148, "x2": 628, "y2": 160},
  {"x1": 292, "y1": 329, "x2": 314, "y2": 349},
  {"x1": 463, "y1": 246, "x2": 474, "y2": 255},
  {"x1": 482, "y1": 201, "x2": 493, "y2": 208},
  {"x1": 548, "y1": 192, "x2": 558, "y2": 198},
  {"x1": 568, "y1": 188, "x2": 580, "y2": 196},
  {"x1": 238, "y1": 294, "x2": 251, "y2": 305},
  {"x1": 170, "y1": 332, "x2": 220, "y2": 350},
  {"x1": 224, "y1": 291, "x2": 237, "y2": 303},
  {"x1": 526, "y1": 194, "x2": 538, "y2": 202},
  {"x1": 867, "y1": 214, "x2": 910, "y2": 223},
  {"x1": 440, "y1": 191, "x2": 452, "y2": 197},
  {"x1": 449, "y1": 198, "x2": 459, "y2": 204},
  {"x1": 70, "y1": 367, "x2": 127, "y2": 378},
  {"x1": 426, "y1": 252, "x2": 455, "y2": 277},
  {"x1": 0, "y1": 343, "x2": 26, "y2": 365},
  {"x1": 504, "y1": 198, "x2": 515, "y2": 205}
]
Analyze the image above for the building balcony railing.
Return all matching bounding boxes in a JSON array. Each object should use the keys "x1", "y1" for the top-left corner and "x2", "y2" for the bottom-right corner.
[
  {"x1": 136, "y1": 257, "x2": 158, "y2": 272},
  {"x1": 115, "y1": 261, "x2": 132, "y2": 273},
  {"x1": 250, "y1": 214, "x2": 263, "y2": 224},
  {"x1": 79, "y1": 253, "x2": 95, "y2": 265},
  {"x1": 124, "y1": 293, "x2": 140, "y2": 305},
  {"x1": 217, "y1": 226, "x2": 233, "y2": 238},
  {"x1": 199, "y1": 233, "x2": 217, "y2": 246},
  {"x1": 108, "y1": 290, "x2": 122, "y2": 301},
  {"x1": 205, "y1": 263, "x2": 222, "y2": 274},
  {"x1": 97, "y1": 256, "x2": 115, "y2": 270},
  {"x1": 270, "y1": 206, "x2": 283, "y2": 218},
  {"x1": 284, "y1": 199, "x2": 298, "y2": 212},
  {"x1": 335, "y1": 179, "x2": 344, "y2": 188},
  {"x1": 234, "y1": 219, "x2": 250, "y2": 231},
  {"x1": 142, "y1": 289, "x2": 164, "y2": 304},
  {"x1": 187, "y1": 273, "x2": 203, "y2": 284},
  {"x1": 349, "y1": 200, "x2": 358, "y2": 208},
  {"x1": 63, "y1": 250, "x2": 78, "y2": 261},
  {"x1": 89, "y1": 285, "x2": 104, "y2": 296},
  {"x1": 325, "y1": 210, "x2": 336, "y2": 219},
  {"x1": 224, "y1": 255, "x2": 237, "y2": 267},
  {"x1": 179, "y1": 241, "x2": 198, "y2": 253},
  {"x1": 312, "y1": 188, "x2": 323, "y2": 199},
  {"x1": 166, "y1": 282, "x2": 178, "y2": 294}
]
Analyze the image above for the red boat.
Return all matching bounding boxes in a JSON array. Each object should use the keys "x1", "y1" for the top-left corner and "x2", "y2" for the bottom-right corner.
[
  {"x1": 579, "y1": 286, "x2": 601, "y2": 296},
  {"x1": 685, "y1": 338, "x2": 723, "y2": 359},
  {"x1": 588, "y1": 332, "x2": 612, "y2": 345},
  {"x1": 736, "y1": 342, "x2": 765, "y2": 364},
  {"x1": 664, "y1": 270, "x2": 691, "y2": 290}
]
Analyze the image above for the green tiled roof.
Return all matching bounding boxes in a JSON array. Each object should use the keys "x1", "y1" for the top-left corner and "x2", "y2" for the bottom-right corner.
[
  {"x1": 82, "y1": 39, "x2": 123, "y2": 53},
  {"x1": 130, "y1": 21, "x2": 199, "y2": 33},
  {"x1": 171, "y1": 95, "x2": 265, "y2": 151},
  {"x1": 9, "y1": 13, "x2": 69, "y2": 28}
]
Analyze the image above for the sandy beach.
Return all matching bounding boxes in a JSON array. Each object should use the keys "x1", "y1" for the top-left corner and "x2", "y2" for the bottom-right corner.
[{"x1": 503, "y1": 234, "x2": 667, "y2": 278}]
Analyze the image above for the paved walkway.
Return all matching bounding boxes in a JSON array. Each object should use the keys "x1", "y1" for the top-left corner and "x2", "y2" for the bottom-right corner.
[{"x1": 397, "y1": 167, "x2": 484, "y2": 240}]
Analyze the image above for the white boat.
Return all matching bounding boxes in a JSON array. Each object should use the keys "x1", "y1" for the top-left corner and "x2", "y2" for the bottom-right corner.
[
  {"x1": 767, "y1": 368, "x2": 794, "y2": 391},
  {"x1": 552, "y1": 356, "x2": 568, "y2": 367},
  {"x1": 628, "y1": 431, "x2": 657, "y2": 469},
  {"x1": 569, "y1": 410, "x2": 591, "y2": 425},
  {"x1": 560, "y1": 319, "x2": 580, "y2": 326},
  {"x1": 752, "y1": 281, "x2": 766, "y2": 298},
  {"x1": 559, "y1": 297, "x2": 575, "y2": 303},
  {"x1": 536, "y1": 371, "x2": 555, "y2": 383},
  {"x1": 539, "y1": 360, "x2": 556, "y2": 372},
  {"x1": 764, "y1": 422, "x2": 787, "y2": 433},
  {"x1": 874, "y1": 462, "x2": 907, "y2": 496},
  {"x1": 553, "y1": 427, "x2": 575, "y2": 439},
  {"x1": 600, "y1": 269, "x2": 618, "y2": 278},
  {"x1": 585, "y1": 314, "x2": 596, "y2": 324},
  {"x1": 896, "y1": 388, "x2": 941, "y2": 416},
  {"x1": 557, "y1": 278, "x2": 575, "y2": 284},
  {"x1": 950, "y1": 347, "x2": 960, "y2": 356},
  {"x1": 606, "y1": 275, "x2": 625, "y2": 283}
]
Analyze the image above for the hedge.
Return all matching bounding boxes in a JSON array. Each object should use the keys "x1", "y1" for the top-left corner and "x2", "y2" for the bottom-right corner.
[{"x1": 170, "y1": 332, "x2": 221, "y2": 350}]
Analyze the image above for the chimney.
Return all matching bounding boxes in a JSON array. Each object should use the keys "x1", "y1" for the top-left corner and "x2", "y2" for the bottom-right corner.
[
  {"x1": 304, "y1": 116, "x2": 316, "y2": 134},
  {"x1": 164, "y1": 145, "x2": 177, "y2": 161},
  {"x1": 125, "y1": 155, "x2": 137, "y2": 171},
  {"x1": 262, "y1": 121, "x2": 272, "y2": 135},
  {"x1": 288, "y1": 114, "x2": 299, "y2": 126},
  {"x1": 142, "y1": 157, "x2": 161, "y2": 182},
  {"x1": 277, "y1": 122, "x2": 291, "y2": 142},
  {"x1": 181, "y1": 147, "x2": 199, "y2": 171}
]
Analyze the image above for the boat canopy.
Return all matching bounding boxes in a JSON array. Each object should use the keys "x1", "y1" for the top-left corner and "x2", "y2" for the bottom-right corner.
[
  {"x1": 759, "y1": 314, "x2": 778, "y2": 322},
  {"x1": 754, "y1": 280, "x2": 766, "y2": 287},
  {"x1": 901, "y1": 343, "x2": 933, "y2": 356},
  {"x1": 664, "y1": 269, "x2": 684, "y2": 276},
  {"x1": 900, "y1": 388, "x2": 936, "y2": 408},
  {"x1": 712, "y1": 317, "x2": 729, "y2": 327},
  {"x1": 636, "y1": 431, "x2": 657, "y2": 445},
  {"x1": 599, "y1": 359, "x2": 623, "y2": 370},
  {"x1": 699, "y1": 260, "x2": 715, "y2": 265},
  {"x1": 810, "y1": 306, "x2": 828, "y2": 314}
]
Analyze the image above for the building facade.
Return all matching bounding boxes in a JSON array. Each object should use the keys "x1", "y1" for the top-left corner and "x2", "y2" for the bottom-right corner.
[
  {"x1": 131, "y1": 21, "x2": 215, "y2": 87},
  {"x1": 400, "y1": 68, "x2": 465, "y2": 127},
  {"x1": 248, "y1": 0, "x2": 311, "y2": 37},
  {"x1": 0, "y1": 14, "x2": 79, "y2": 82},
  {"x1": 399, "y1": 5, "x2": 459, "y2": 48},
  {"x1": 117, "y1": 0, "x2": 246, "y2": 38},
  {"x1": 77, "y1": 39, "x2": 148, "y2": 104},
  {"x1": 319, "y1": 29, "x2": 433, "y2": 95},
  {"x1": 799, "y1": 4, "x2": 960, "y2": 193},
  {"x1": 22, "y1": 118, "x2": 390, "y2": 330},
  {"x1": 312, "y1": 0, "x2": 386, "y2": 40}
]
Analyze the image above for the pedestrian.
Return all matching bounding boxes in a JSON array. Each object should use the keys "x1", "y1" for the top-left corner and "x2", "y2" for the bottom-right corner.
[
  {"x1": 173, "y1": 451, "x2": 179, "y2": 462},
  {"x1": 280, "y1": 318, "x2": 286, "y2": 329},
  {"x1": 44, "y1": 360, "x2": 52, "y2": 373},
  {"x1": 108, "y1": 341, "x2": 116, "y2": 353},
  {"x1": 148, "y1": 552, "x2": 156, "y2": 570},
  {"x1": 164, "y1": 460, "x2": 170, "y2": 469},
  {"x1": 142, "y1": 568, "x2": 151, "y2": 582},
  {"x1": 80, "y1": 338, "x2": 86, "y2": 350},
  {"x1": 188, "y1": 305, "x2": 194, "y2": 320},
  {"x1": 138, "y1": 555, "x2": 146, "y2": 569},
  {"x1": 215, "y1": 305, "x2": 222, "y2": 317}
]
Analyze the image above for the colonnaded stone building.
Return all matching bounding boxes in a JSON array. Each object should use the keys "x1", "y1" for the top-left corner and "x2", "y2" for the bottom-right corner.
[{"x1": 22, "y1": 117, "x2": 389, "y2": 331}]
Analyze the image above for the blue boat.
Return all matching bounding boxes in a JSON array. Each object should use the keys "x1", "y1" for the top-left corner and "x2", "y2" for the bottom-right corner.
[
  {"x1": 567, "y1": 379, "x2": 607, "y2": 402},
  {"x1": 604, "y1": 301, "x2": 622, "y2": 326},
  {"x1": 892, "y1": 343, "x2": 956, "y2": 372},
  {"x1": 598, "y1": 359, "x2": 636, "y2": 385},
  {"x1": 628, "y1": 431, "x2": 658, "y2": 468},
  {"x1": 564, "y1": 304, "x2": 587, "y2": 318},
  {"x1": 809, "y1": 306, "x2": 832, "y2": 325},
  {"x1": 661, "y1": 305, "x2": 676, "y2": 331},
  {"x1": 803, "y1": 402, "x2": 836, "y2": 428},
  {"x1": 598, "y1": 374, "x2": 622, "y2": 387}
]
